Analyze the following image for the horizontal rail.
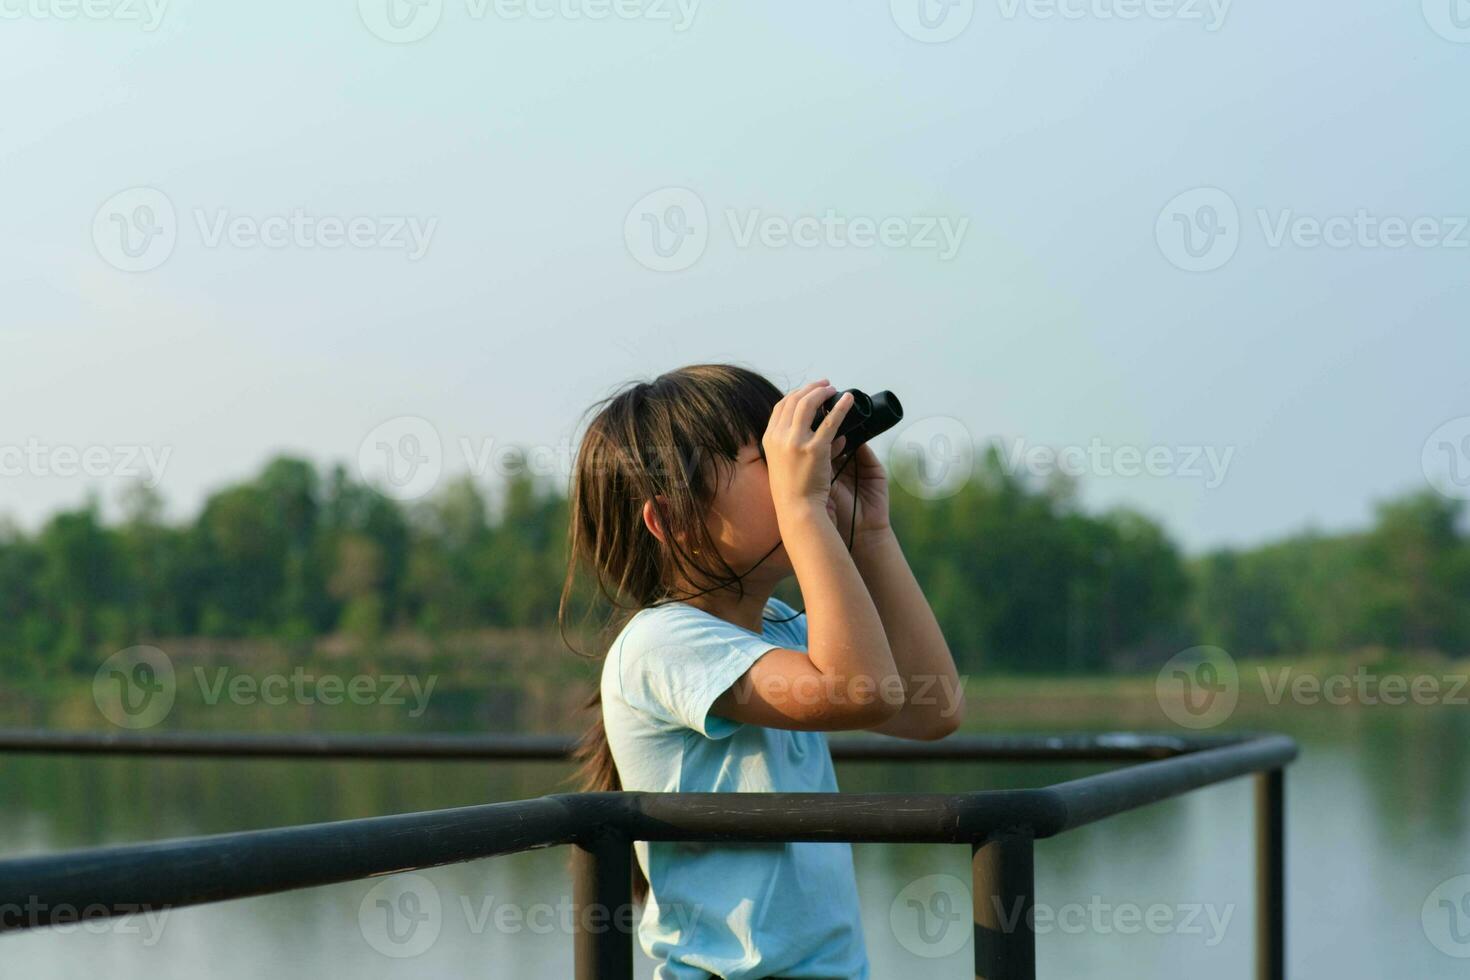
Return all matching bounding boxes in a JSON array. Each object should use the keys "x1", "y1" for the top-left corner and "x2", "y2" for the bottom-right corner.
[
  {"x1": 0, "y1": 796, "x2": 589, "y2": 931},
  {"x1": 0, "y1": 733, "x2": 1296, "y2": 934},
  {"x1": 1042, "y1": 734, "x2": 1299, "y2": 834},
  {"x1": 0, "y1": 728, "x2": 1241, "y2": 763}
]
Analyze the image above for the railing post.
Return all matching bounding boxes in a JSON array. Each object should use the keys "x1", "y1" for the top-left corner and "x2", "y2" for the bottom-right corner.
[
  {"x1": 1256, "y1": 769, "x2": 1285, "y2": 980},
  {"x1": 572, "y1": 832, "x2": 634, "y2": 980},
  {"x1": 972, "y1": 832, "x2": 1036, "y2": 980}
]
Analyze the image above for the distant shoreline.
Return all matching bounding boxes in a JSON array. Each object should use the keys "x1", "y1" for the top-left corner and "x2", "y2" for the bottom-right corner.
[{"x1": 6, "y1": 637, "x2": 1466, "y2": 732}]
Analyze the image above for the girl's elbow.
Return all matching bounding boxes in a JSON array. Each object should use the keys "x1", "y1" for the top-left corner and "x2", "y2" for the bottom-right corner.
[
  {"x1": 833, "y1": 694, "x2": 902, "y2": 730},
  {"x1": 913, "y1": 694, "x2": 966, "y2": 740},
  {"x1": 927, "y1": 709, "x2": 964, "y2": 739},
  {"x1": 862, "y1": 697, "x2": 904, "y2": 728}
]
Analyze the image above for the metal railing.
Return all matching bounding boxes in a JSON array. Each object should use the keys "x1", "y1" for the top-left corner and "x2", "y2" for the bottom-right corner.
[{"x1": 0, "y1": 729, "x2": 1296, "y2": 979}]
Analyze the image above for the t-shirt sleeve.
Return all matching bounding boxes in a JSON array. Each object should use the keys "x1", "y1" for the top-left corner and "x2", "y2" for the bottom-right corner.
[
  {"x1": 764, "y1": 596, "x2": 809, "y2": 650},
  {"x1": 616, "y1": 606, "x2": 784, "y2": 739}
]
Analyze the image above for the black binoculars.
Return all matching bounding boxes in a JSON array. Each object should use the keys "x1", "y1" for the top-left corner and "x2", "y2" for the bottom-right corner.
[{"x1": 811, "y1": 388, "x2": 903, "y2": 448}]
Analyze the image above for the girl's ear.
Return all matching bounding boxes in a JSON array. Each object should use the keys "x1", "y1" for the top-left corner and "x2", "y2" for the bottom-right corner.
[{"x1": 641, "y1": 496, "x2": 673, "y2": 545}]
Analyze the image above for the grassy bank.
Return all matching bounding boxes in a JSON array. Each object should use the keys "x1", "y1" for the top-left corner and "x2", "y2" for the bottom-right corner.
[{"x1": 5, "y1": 632, "x2": 1467, "y2": 732}]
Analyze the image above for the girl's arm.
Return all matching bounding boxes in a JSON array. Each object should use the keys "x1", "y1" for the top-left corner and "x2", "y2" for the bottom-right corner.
[
  {"x1": 826, "y1": 440, "x2": 964, "y2": 739},
  {"x1": 711, "y1": 381, "x2": 905, "y2": 731},
  {"x1": 849, "y1": 527, "x2": 965, "y2": 739}
]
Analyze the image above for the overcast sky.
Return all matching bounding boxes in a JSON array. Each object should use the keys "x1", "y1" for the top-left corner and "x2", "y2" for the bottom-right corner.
[{"x1": 3, "y1": 0, "x2": 1468, "y2": 552}]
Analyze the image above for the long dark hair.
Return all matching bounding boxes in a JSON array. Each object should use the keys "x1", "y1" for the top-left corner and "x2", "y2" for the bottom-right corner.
[{"x1": 558, "y1": 364, "x2": 784, "y2": 901}]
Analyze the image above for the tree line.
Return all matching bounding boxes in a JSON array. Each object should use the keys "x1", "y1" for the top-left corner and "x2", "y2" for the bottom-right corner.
[{"x1": 1, "y1": 449, "x2": 1465, "y2": 677}]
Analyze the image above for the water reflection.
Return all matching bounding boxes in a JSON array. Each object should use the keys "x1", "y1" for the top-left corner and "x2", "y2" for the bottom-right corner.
[{"x1": 2, "y1": 697, "x2": 1467, "y2": 978}]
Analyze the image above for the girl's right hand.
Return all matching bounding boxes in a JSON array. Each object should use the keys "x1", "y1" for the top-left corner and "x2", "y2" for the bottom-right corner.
[{"x1": 762, "y1": 379, "x2": 854, "y2": 517}]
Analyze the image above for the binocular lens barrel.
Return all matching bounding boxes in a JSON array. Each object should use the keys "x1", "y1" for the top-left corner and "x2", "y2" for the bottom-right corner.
[{"x1": 809, "y1": 388, "x2": 903, "y2": 448}]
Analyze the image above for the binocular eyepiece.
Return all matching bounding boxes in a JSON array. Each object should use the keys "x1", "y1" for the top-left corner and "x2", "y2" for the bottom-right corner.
[{"x1": 810, "y1": 388, "x2": 903, "y2": 449}]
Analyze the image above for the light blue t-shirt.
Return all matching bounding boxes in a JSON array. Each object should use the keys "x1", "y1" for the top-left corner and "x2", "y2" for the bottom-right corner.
[{"x1": 601, "y1": 596, "x2": 870, "y2": 980}]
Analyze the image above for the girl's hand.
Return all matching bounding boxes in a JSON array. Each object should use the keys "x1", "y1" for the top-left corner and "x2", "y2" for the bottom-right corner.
[
  {"x1": 763, "y1": 380, "x2": 854, "y2": 519},
  {"x1": 828, "y1": 441, "x2": 891, "y2": 543}
]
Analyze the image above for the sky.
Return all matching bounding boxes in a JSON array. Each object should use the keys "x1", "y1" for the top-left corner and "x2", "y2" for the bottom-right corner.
[{"x1": 2, "y1": 0, "x2": 1468, "y2": 553}]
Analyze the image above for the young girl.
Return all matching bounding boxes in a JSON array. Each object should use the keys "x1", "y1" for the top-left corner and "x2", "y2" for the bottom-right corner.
[{"x1": 559, "y1": 364, "x2": 963, "y2": 980}]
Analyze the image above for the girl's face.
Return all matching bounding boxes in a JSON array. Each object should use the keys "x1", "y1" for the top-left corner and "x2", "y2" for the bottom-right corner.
[{"x1": 696, "y1": 439, "x2": 835, "y2": 582}]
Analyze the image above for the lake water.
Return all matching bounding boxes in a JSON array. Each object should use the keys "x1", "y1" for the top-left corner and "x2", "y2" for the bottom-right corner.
[{"x1": 2, "y1": 695, "x2": 1468, "y2": 978}]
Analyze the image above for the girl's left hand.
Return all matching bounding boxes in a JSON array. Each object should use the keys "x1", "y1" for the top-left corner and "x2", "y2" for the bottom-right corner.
[{"x1": 827, "y1": 441, "x2": 890, "y2": 543}]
